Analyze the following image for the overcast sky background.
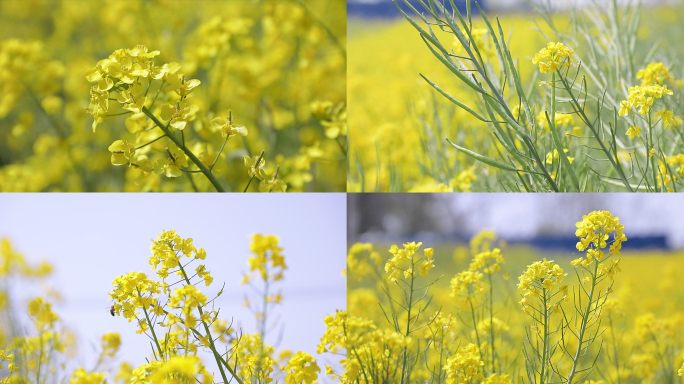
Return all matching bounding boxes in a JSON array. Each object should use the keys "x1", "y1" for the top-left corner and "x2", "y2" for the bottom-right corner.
[
  {"x1": 0, "y1": 194, "x2": 346, "y2": 376},
  {"x1": 350, "y1": 194, "x2": 684, "y2": 248},
  {"x1": 446, "y1": 194, "x2": 684, "y2": 246}
]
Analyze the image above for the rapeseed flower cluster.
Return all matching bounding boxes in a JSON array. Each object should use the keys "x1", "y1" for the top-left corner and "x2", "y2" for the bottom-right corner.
[
  {"x1": 469, "y1": 248, "x2": 504, "y2": 275},
  {"x1": 245, "y1": 234, "x2": 286, "y2": 282},
  {"x1": 84, "y1": 45, "x2": 268, "y2": 191},
  {"x1": 108, "y1": 272, "x2": 162, "y2": 332},
  {"x1": 3, "y1": 296, "x2": 73, "y2": 384},
  {"x1": 347, "y1": 242, "x2": 383, "y2": 280},
  {"x1": 232, "y1": 333, "x2": 278, "y2": 383},
  {"x1": 470, "y1": 230, "x2": 497, "y2": 254},
  {"x1": 443, "y1": 343, "x2": 484, "y2": 384},
  {"x1": 100, "y1": 332, "x2": 120, "y2": 358},
  {"x1": 668, "y1": 154, "x2": 684, "y2": 176},
  {"x1": 450, "y1": 270, "x2": 485, "y2": 303},
  {"x1": 517, "y1": 259, "x2": 566, "y2": 298},
  {"x1": 129, "y1": 355, "x2": 212, "y2": 384},
  {"x1": 0, "y1": 238, "x2": 52, "y2": 278},
  {"x1": 0, "y1": 348, "x2": 17, "y2": 375},
  {"x1": 27, "y1": 297, "x2": 59, "y2": 330},
  {"x1": 311, "y1": 101, "x2": 348, "y2": 140},
  {"x1": 107, "y1": 230, "x2": 338, "y2": 384},
  {"x1": 545, "y1": 148, "x2": 574, "y2": 165},
  {"x1": 618, "y1": 83, "x2": 674, "y2": 116},
  {"x1": 572, "y1": 210, "x2": 626, "y2": 265},
  {"x1": 317, "y1": 310, "x2": 347, "y2": 355},
  {"x1": 69, "y1": 368, "x2": 108, "y2": 384},
  {"x1": 283, "y1": 351, "x2": 320, "y2": 384},
  {"x1": 637, "y1": 62, "x2": 674, "y2": 86},
  {"x1": 346, "y1": 319, "x2": 414, "y2": 383},
  {"x1": 532, "y1": 42, "x2": 575, "y2": 74},
  {"x1": 384, "y1": 242, "x2": 435, "y2": 281}
]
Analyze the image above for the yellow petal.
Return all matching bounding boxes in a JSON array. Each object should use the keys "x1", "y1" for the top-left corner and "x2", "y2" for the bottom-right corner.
[
  {"x1": 211, "y1": 117, "x2": 226, "y2": 127},
  {"x1": 108, "y1": 140, "x2": 123, "y2": 152},
  {"x1": 160, "y1": 104, "x2": 175, "y2": 121}
]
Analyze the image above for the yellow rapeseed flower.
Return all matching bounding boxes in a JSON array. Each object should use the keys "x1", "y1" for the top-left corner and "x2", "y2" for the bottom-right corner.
[
  {"x1": 637, "y1": 62, "x2": 674, "y2": 86},
  {"x1": 574, "y1": 210, "x2": 626, "y2": 259},
  {"x1": 69, "y1": 367, "x2": 107, "y2": 384},
  {"x1": 517, "y1": 258, "x2": 566, "y2": 299},
  {"x1": 284, "y1": 351, "x2": 320, "y2": 384},
  {"x1": 28, "y1": 297, "x2": 58, "y2": 329},
  {"x1": 626, "y1": 125, "x2": 642, "y2": 140},
  {"x1": 532, "y1": 42, "x2": 575, "y2": 73},
  {"x1": 443, "y1": 343, "x2": 484, "y2": 384}
]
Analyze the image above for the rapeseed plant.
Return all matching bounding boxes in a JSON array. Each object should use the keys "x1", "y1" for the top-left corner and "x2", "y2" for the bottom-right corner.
[
  {"x1": 349, "y1": 0, "x2": 684, "y2": 192},
  {"x1": 0, "y1": 233, "x2": 343, "y2": 384},
  {"x1": 347, "y1": 210, "x2": 684, "y2": 383}
]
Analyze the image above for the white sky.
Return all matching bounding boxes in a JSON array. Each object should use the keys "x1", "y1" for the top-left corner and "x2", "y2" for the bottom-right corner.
[{"x1": 0, "y1": 193, "x2": 346, "y2": 377}]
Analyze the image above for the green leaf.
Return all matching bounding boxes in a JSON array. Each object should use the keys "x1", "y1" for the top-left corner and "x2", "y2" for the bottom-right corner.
[
  {"x1": 544, "y1": 110, "x2": 580, "y2": 191},
  {"x1": 420, "y1": 74, "x2": 488, "y2": 122},
  {"x1": 418, "y1": 34, "x2": 485, "y2": 95},
  {"x1": 446, "y1": 138, "x2": 539, "y2": 174}
]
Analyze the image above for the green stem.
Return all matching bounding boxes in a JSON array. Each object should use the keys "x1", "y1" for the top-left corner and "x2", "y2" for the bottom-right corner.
[
  {"x1": 648, "y1": 112, "x2": 658, "y2": 192},
  {"x1": 565, "y1": 261, "x2": 600, "y2": 384},
  {"x1": 105, "y1": 111, "x2": 133, "y2": 116},
  {"x1": 557, "y1": 73, "x2": 633, "y2": 191},
  {"x1": 335, "y1": 136, "x2": 347, "y2": 155},
  {"x1": 243, "y1": 176, "x2": 255, "y2": 193},
  {"x1": 487, "y1": 272, "x2": 496, "y2": 374},
  {"x1": 149, "y1": 80, "x2": 165, "y2": 110},
  {"x1": 540, "y1": 288, "x2": 550, "y2": 384},
  {"x1": 142, "y1": 106, "x2": 225, "y2": 192},
  {"x1": 260, "y1": 278, "x2": 269, "y2": 337},
  {"x1": 550, "y1": 72, "x2": 580, "y2": 191},
  {"x1": 210, "y1": 135, "x2": 230, "y2": 172},
  {"x1": 36, "y1": 331, "x2": 44, "y2": 384},
  {"x1": 469, "y1": 299, "x2": 485, "y2": 368},
  {"x1": 135, "y1": 134, "x2": 167, "y2": 150},
  {"x1": 256, "y1": 276, "x2": 270, "y2": 381},
  {"x1": 400, "y1": 259, "x2": 416, "y2": 384},
  {"x1": 177, "y1": 263, "x2": 240, "y2": 384},
  {"x1": 139, "y1": 293, "x2": 165, "y2": 361}
]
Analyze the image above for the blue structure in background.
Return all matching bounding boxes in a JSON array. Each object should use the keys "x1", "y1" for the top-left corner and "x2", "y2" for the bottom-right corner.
[
  {"x1": 520, "y1": 235, "x2": 669, "y2": 252},
  {"x1": 348, "y1": 0, "x2": 486, "y2": 19},
  {"x1": 368, "y1": 234, "x2": 670, "y2": 252}
]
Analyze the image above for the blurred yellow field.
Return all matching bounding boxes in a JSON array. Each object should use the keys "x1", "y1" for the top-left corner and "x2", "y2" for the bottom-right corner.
[{"x1": 0, "y1": 0, "x2": 346, "y2": 192}]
